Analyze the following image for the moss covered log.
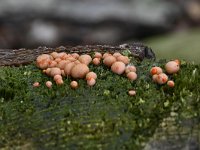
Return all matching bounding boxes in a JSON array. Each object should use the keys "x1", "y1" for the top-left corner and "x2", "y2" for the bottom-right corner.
[{"x1": 0, "y1": 54, "x2": 199, "y2": 149}]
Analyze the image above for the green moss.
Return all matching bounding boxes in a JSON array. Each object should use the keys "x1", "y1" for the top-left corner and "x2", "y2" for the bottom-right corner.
[{"x1": 0, "y1": 59, "x2": 199, "y2": 149}]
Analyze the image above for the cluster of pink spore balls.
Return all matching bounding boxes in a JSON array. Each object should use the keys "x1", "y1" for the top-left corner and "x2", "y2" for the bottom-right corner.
[
  {"x1": 150, "y1": 60, "x2": 180, "y2": 87},
  {"x1": 33, "y1": 51, "x2": 138, "y2": 95},
  {"x1": 33, "y1": 51, "x2": 180, "y2": 96}
]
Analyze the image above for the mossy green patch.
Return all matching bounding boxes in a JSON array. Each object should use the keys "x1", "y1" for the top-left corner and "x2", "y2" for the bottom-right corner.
[{"x1": 0, "y1": 59, "x2": 199, "y2": 149}]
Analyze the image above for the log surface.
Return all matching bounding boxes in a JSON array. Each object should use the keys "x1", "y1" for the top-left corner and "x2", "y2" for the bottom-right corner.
[{"x1": 0, "y1": 43, "x2": 155, "y2": 66}]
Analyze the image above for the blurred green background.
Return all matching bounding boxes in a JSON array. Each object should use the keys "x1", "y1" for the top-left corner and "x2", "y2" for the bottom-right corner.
[{"x1": 146, "y1": 28, "x2": 200, "y2": 64}]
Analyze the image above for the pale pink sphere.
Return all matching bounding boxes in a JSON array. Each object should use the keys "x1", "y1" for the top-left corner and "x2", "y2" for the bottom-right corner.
[
  {"x1": 55, "y1": 57, "x2": 63, "y2": 63},
  {"x1": 64, "y1": 62, "x2": 75, "y2": 76},
  {"x1": 71, "y1": 64, "x2": 90, "y2": 79},
  {"x1": 156, "y1": 73, "x2": 168, "y2": 85},
  {"x1": 38, "y1": 61, "x2": 49, "y2": 69},
  {"x1": 57, "y1": 60, "x2": 68, "y2": 69},
  {"x1": 87, "y1": 78, "x2": 96, "y2": 86},
  {"x1": 70, "y1": 81, "x2": 78, "y2": 89},
  {"x1": 103, "y1": 56, "x2": 116, "y2": 67},
  {"x1": 165, "y1": 61, "x2": 180, "y2": 74},
  {"x1": 50, "y1": 52, "x2": 59, "y2": 59},
  {"x1": 174, "y1": 59, "x2": 180, "y2": 65},
  {"x1": 113, "y1": 52, "x2": 122, "y2": 58},
  {"x1": 167, "y1": 80, "x2": 175, "y2": 87},
  {"x1": 102, "y1": 53, "x2": 111, "y2": 59},
  {"x1": 48, "y1": 60, "x2": 57, "y2": 68},
  {"x1": 128, "y1": 90, "x2": 136, "y2": 96},
  {"x1": 125, "y1": 65, "x2": 137, "y2": 74},
  {"x1": 33, "y1": 82, "x2": 40, "y2": 87},
  {"x1": 127, "y1": 72, "x2": 137, "y2": 81},
  {"x1": 152, "y1": 74, "x2": 158, "y2": 82},
  {"x1": 36, "y1": 54, "x2": 52, "y2": 69},
  {"x1": 46, "y1": 81, "x2": 52, "y2": 88},
  {"x1": 36, "y1": 54, "x2": 51, "y2": 62},
  {"x1": 49, "y1": 67, "x2": 62, "y2": 77},
  {"x1": 94, "y1": 52, "x2": 102, "y2": 58},
  {"x1": 86, "y1": 72, "x2": 97, "y2": 80},
  {"x1": 111, "y1": 61, "x2": 126, "y2": 75},
  {"x1": 78, "y1": 54, "x2": 92, "y2": 65},
  {"x1": 60, "y1": 53, "x2": 69, "y2": 60},
  {"x1": 54, "y1": 74, "x2": 62, "y2": 81},
  {"x1": 116, "y1": 55, "x2": 130, "y2": 65},
  {"x1": 56, "y1": 78, "x2": 64, "y2": 85},
  {"x1": 45, "y1": 68, "x2": 51, "y2": 75},
  {"x1": 57, "y1": 52, "x2": 67, "y2": 59},
  {"x1": 150, "y1": 67, "x2": 163, "y2": 75},
  {"x1": 92, "y1": 58, "x2": 101, "y2": 65},
  {"x1": 71, "y1": 53, "x2": 80, "y2": 59}
]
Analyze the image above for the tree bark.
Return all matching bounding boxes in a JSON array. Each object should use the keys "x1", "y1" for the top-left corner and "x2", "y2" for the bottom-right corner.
[{"x1": 0, "y1": 43, "x2": 155, "y2": 66}]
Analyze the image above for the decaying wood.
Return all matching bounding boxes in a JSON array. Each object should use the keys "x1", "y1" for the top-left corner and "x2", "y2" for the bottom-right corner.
[{"x1": 0, "y1": 43, "x2": 155, "y2": 66}]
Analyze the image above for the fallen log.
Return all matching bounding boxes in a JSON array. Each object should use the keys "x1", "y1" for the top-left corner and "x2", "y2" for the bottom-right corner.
[{"x1": 0, "y1": 43, "x2": 155, "y2": 66}]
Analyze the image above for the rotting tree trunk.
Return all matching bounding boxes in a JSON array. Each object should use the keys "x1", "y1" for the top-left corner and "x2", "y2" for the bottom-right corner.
[{"x1": 0, "y1": 43, "x2": 155, "y2": 66}]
